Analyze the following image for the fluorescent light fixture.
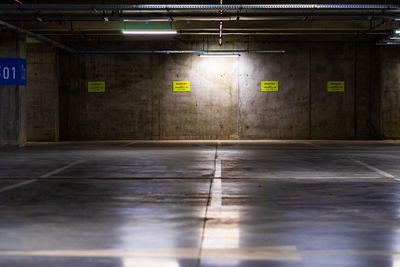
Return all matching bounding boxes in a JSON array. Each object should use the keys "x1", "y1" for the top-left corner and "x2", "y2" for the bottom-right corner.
[
  {"x1": 396, "y1": 30, "x2": 400, "y2": 34},
  {"x1": 174, "y1": 17, "x2": 233, "y2": 21},
  {"x1": 122, "y1": 30, "x2": 177, "y2": 35},
  {"x1": 390, "y1": 36, "x2": 400, "y2": 40},
  {"x1": 200, "y1": 54, "x2": 240, "y2": 58},
  {"x1": 123, "y1": 18, "x2": 170, "y2": 22}
]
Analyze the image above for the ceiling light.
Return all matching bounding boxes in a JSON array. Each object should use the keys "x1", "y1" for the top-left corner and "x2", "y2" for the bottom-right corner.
[
  {"x1": 390, "y1": 36, "x2": 400, "y2": 40},
  {"x1": 200, "y1": 54, "x2": 240, "y2": 58},
  {"x1": 123, "y1": 18, "x2": 170, "y2": 22},
  {"x1": 174, "y1": 17, "x2": 233, "y2": 21},
  {"x1": 396, "y1": 30, "x2": 400, "y2": 34},
  {"x1": 122, "y1": 30, "x2": 177, "y2": 35}
]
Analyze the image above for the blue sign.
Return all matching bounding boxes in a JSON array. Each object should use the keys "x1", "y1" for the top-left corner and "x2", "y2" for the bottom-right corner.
[{"x1": 0, "y1": 58, "x2": 26, "y2": 86}]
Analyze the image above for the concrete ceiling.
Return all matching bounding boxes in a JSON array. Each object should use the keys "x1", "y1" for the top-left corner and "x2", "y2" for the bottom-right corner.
[
  {"x1": 6, "y1": 0, "x2": 400, "y2": 3},
  {"x1": 0, "y1": 2, "x2": 399, "y2": 46}
]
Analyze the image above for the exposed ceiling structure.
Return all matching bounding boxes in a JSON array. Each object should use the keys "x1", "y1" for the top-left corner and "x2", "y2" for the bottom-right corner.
[{"x1": 0, "y1": 2, "x2": 399, "y2": 49}]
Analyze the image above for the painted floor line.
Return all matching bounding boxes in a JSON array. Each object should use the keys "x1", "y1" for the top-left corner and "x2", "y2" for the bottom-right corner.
[
  {"x1": 0, "y1": 246, "x2": 301, "y2": 261},
  {"x1": 197, "y1": 142, "x2": 224, "y2": 266},
  {"x1": 214, "y1": 159, "x2": 222, "y2": 178},
  {"x1": 40, "y1": 160, "x2": 85, "y2": 178},
  {"x1": 222, "y1": 176, "x2": 383, "y2": 180},
  {"x1": 351, "y1": 159, "x2": 396, "y2": 179},
  {"x1": 301, "y1": 249, "x2": 400, "y2": 256},
  {"x1": 0, "y1": 180, "x2": 37, "y2": 193},
  {"x1": 25, "y1": 176, "x2": 385, "y2": 180},
  {"x1": 210, "y1": 178, "x2": 222, "y2": 207}
]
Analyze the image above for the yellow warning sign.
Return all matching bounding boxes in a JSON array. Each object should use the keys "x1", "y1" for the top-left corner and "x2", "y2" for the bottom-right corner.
[
  {"x1": 173, "y1": 81, "x2": 190, "y2": 92},
  {"x1": 261, "y1": 81, "x2": 279, "y2": 92},
  {"x1": 88, "y1": 81, "x2": 105, "y2": 93},
  {"x1": 327, "y1": 81, "x2": 345, "y2": 92}
]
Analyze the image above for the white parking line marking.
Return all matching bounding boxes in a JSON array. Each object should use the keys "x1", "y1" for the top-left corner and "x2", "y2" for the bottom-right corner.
[
  {"x1": 214, "y1": 159, "x2": 222, "y2": 178},
  {"x1": 0, "y1": 246, "x2": 302, "y2": 261},
  {"x1": 40, "y1": 160, "x2": 84, "y2": 178},
  {"x1": 0, "y1": 180, "x2": 37, "y2": 193},
  {"x1": 352, "y1": 159, "x2": 395, "y2": 179},
  {"x1": 210, "y1": 178, "x2": 222, "y2": 207},
  {"x1": 302, "y1": 249, "x2": 400, "y2": 256},
  {"x1": 222, "y1": 176, "x2": 383, "y2": 180}
]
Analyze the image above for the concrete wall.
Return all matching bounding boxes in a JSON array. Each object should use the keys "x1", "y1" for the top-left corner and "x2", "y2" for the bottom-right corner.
[
  {"x1": 60, "y1": 52, "x2": 239, "y2": 140},
  {"x1": 310, "y1": 45, "x2": 356, "y2": 139},
  {"x1": 380, "y1": 47, "x2": 400, "y2": 139},
  {"x1": 26, "y1": 43, "x2": 59, "y2": 141},
  {"x1": 4, "y1": 36, "x2": 400, "y2": 142},
  {"x1": 239, "y1": 43, "x2": 310, "y2": 139},
  {"x1": 0, "y1": 31, "x2": 26, "y2": 147},
  {"x1": 60, "y1": 36, "x2": 381, "y2": 140}
]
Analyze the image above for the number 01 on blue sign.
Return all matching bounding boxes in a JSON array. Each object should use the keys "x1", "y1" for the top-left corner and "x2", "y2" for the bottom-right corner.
[{"x1": 0, "y1": 58, "x2": 27, "y2": 85}]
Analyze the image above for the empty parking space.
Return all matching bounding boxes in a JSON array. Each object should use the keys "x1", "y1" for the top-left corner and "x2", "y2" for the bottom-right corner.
[{"x1": 1, "y1": 141, "x2": 400, "y2": 266}]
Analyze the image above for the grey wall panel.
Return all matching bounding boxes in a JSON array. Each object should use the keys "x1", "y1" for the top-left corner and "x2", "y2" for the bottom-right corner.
[
  {"x1": 310, "y1": 45, "x2": 355, "y2": 139},
  {"x1": 55, "y1": 38, "x2": 394, "y2": 140},
  {"x1": 0, "y1": 31, "x2": 26, "y2": 147},
  {"x1": 26, "y1": 44, "x2": 59, "y2": 141}
]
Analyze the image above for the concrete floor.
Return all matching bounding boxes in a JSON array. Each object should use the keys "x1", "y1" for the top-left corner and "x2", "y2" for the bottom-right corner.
[{"x1": 1, "y1": 141, "x2": 400, "y2": 266}]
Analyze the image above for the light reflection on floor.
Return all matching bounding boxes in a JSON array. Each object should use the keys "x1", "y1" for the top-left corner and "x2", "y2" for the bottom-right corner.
[
  {"x1": 2, "y1": 141, "x2": 400, "y2": 266},
  {"x1": 123, "y1": 257, "x2": 179, "y2": 267}
]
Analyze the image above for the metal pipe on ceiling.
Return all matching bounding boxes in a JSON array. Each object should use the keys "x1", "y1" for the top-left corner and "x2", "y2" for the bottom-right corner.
[
  {"x1": 79, "y1": 49, "x2": 286, "y2": 54},
  {"x1": 0, "y1": 4, "x2": 399, "y2": 11},
  {"x1": 377, "y1": 41, "x2": 400, "y2": 45},
  {"x1": 177, "y1": 32, "x2": 385, "y2": 35},
  {"x1": 8, "y1": 0, "x2": 97, "y2": 45},
  {"x1": 0, "y1": 13, "x2": 398, "y2": 21},
  {"x1": 377, "y1": 32, "x2": 400, "y2": 45},
  {"x1": 0, "y1": 20, "x2": 77, "y2": 53},
  {"x1": 31, "y1": 32, "x2": 387, "y2": 36}
]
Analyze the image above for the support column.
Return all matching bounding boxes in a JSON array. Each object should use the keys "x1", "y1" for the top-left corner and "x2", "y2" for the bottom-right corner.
[{"x1": 0, "y1": 30, "x2": 27, "y2": 147}]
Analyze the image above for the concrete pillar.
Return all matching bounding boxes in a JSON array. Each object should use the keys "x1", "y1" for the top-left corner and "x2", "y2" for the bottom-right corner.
[{"x1": 0, "y1": 30, "x2": 27, "y2": 147}]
